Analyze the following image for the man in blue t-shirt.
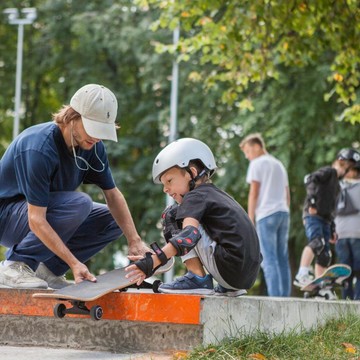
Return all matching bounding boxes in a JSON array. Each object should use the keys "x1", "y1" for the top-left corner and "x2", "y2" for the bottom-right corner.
[{"x1": 0, "y1": 84, "x2": 148, "y2": 289}]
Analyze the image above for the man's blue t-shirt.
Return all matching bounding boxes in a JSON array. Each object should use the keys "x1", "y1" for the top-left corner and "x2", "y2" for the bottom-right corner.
[{"x1": 0, "y1": 122, "x2": 116, "y2": 207}]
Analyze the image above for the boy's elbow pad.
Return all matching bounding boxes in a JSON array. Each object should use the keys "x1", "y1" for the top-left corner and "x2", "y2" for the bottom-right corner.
[{"x1": 169, "y1": 225, "x2": 201, "y2": 256}]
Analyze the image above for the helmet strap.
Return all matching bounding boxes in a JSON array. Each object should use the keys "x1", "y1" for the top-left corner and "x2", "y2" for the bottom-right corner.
[{"x1": 186, "y1": 167, "x2": 207, "y2": 191}]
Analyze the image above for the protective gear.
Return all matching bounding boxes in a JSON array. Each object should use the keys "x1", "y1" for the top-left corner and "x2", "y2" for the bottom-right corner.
[
  {"x1": 150, "y1": 242, "x2": 168, "y2": 267},
  {"x1": 169, "y1": 225, "x2": 201, "y2": 256},
  {"x1": 152, "y1": 138, "x2": 217, "y2": 184},
  {"x1": 316, "y1": 248, "x2": 332, "y2": 267},
  {"x1": 337, "y1": 148, "x2": 360, "y2": 169},
  {"x1": 308, "y1": 236, "x2": 325, "y2": 256},
  {"x1": 134, "y1": 243, "x2": 169, "y2": 278},
  {"x1": 161, "y1": 204, "x2": 182, "y2": 242},
  {"x1": 134, "y1": 252, "x2": 155, "y2": 278}
]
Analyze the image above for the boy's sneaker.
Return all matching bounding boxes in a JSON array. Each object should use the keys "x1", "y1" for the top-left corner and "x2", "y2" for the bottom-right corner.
[
  {"x1": 158, "y1": 271, "x2": 214, "y2": 295},
  {"x1": 293, "y1": 273, "x2": 314, "y2": 288},
  {"x1": 0, "y1": 261, "x2": 48, "y2": 289},
  {"x1": 35, "y1": 263, "x2": 71, "y2": 289},
  {"x1": 214, "y1": 284, "x2": 247, "y2": 297}
]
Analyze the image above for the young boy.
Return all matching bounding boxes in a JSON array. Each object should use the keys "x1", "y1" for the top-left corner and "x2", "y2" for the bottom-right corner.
[
  {"x1": 126, "y1": 138, "x2": 262, "y2": 296},
  {"x1": 294, "y1": 149, "x2": 359, "y2": 290}
]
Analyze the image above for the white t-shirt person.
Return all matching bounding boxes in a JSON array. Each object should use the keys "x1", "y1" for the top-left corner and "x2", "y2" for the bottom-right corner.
[
  {"x1": 240, "y1": 133, "x2": 291, "y2": 297},
  {"x1": 246, "y1": 154, "x2": 289, "y2": 221}
]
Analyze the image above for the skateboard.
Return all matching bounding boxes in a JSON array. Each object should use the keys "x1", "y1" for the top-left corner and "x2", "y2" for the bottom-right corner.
[
  {"x1": 300, "y1": 264, "x2": 351, "y2": 300},
  {"x1": 33, "y1": 257, "x2": 174, "y2": 320}
]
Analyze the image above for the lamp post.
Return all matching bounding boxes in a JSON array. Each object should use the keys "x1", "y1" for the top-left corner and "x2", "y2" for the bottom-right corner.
[
  {"x1": 3, "y1": 7, "x2": 37, "y2": 139},
  {"x1": 164, "y1": 26, "x2": 180, "y2": 283}
]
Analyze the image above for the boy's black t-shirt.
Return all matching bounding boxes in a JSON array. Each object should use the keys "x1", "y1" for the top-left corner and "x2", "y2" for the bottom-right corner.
[
  {"x1": 303, "y1": 166, "x2": 340, "y2": 221},
  {"x1": 176, "y1": 183, "x2": 262, "y2": 289}
]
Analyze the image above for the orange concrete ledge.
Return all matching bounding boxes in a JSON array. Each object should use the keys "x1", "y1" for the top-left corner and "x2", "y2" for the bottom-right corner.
[{"x1": 0, "y1": 288, "x2": 203, "y2": 324}]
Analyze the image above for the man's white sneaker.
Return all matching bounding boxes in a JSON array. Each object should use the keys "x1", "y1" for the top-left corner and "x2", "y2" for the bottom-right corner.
[
  {"x1": 293, "y1": 273, "x2": 314, "y2": 288},
  {"x1": 0, "y1": 261, "x2": 48, "y2": 289},
  {"x1": 35, "y1": 263, "x2": 71, "y2": 289}
]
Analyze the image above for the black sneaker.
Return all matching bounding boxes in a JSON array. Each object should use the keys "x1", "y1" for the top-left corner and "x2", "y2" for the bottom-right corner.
[
  {"x1": 158, "y1": 271, "x2": 214, "y2": 295},
  {"x1": 214, "y1": 284, "x2": 247, "y2": 297}
]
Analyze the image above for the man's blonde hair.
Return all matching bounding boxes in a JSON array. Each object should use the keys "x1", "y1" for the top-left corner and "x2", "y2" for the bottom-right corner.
[
  {"x1": 52, "y1": 105, "x2": 81, "y2": 125},
  {"x1": 240, "y1": 133, "x2": 266, "y2": 150}
]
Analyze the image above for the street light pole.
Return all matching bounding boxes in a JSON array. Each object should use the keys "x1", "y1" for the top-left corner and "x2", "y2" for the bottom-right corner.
[
  {"x1": 3, "y1": 8, "x2": 37, "y2": 139},
  {"x1": 164, "y1": 26, "x2": 180, "y2": 283}
]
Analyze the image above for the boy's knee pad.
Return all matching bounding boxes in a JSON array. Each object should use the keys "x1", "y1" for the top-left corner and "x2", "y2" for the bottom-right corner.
[
  {"x1": 308, "y1": 236, "x2": 325, "y2": 256},
  {"x1": 315, "y1": 248, "x2": 332, "y2": 267}
]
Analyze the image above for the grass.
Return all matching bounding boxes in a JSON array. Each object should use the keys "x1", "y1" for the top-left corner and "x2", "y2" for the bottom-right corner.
[{"x1": 181, "y1": 314, "x2": 360, "y2": 360}]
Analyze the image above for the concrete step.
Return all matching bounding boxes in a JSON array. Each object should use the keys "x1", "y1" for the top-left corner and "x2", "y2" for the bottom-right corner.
[{"x1": 1, "y1": 288, "x2": 360, "y2": 354}]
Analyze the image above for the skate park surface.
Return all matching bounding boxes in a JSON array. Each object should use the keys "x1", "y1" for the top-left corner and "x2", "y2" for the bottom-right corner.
[{"x1": 1, "y1": 287, "x2": 360, "y2": 358}]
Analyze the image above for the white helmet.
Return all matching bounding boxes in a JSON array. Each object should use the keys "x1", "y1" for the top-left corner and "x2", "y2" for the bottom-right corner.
[{"x1": 152, "y1": 138, "x2": 217, "y2": 184}]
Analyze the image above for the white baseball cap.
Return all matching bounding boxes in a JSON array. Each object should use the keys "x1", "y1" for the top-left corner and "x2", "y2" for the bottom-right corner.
[{"x1": 70, "y1": 84, "x2": 118, "y2": 142}]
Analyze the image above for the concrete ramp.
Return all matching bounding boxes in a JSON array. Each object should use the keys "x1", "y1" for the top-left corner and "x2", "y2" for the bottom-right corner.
[{"x1": 0, "y1": 288, "x2": 360, "y2": 353}]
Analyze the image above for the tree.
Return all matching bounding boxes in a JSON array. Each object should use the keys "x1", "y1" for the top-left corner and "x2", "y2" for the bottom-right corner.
[
  {"x1": 1, "y1": 1, "x2": 359, "y2": 295},
  {"x1": 143, "y1": 0, "x2": 360, "y2": 125}
]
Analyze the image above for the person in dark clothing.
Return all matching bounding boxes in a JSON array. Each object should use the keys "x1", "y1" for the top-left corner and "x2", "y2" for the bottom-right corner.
[
  {"x1": 294, "y1": 149, "x2": 359, "y2": 291},
  {"x1": 126, "y1": 138, "x2": 262, "y2": 296},
  {"x1": 0, "y1": 84, "x2": 148, "y2": 289}
]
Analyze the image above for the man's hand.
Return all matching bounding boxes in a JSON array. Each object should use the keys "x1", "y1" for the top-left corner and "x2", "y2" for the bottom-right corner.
[
  {"x1": 128, "y1": 240, "x2": 150, "y2": 257},
  {"x1": 71, "y1": 262, "x2": 97, "y2": 284}
]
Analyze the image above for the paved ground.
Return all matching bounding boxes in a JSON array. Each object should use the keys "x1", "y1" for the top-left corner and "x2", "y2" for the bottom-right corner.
[{"x1": 0, "y1": 346, "x2": 175, "y2": 360}]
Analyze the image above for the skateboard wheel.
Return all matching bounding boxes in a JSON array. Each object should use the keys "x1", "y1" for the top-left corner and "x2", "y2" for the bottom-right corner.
[
  {"x1": 90, "y1": 305, "x2": 103, "y2": 321},
  {"x1": 54, "y1": 303, "x2": 66, "y2": 318},
  {"x1": 152, "y1": 280, "x2": 162, "y2": 293}
]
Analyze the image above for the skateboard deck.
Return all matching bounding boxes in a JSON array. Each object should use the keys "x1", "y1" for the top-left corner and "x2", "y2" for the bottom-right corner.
[
  {"x1": 33, "y1": 257, "x2": 174, "y2": 320},
  {"x1": 300, "y1": 264, "x2": 351, "y2": 298}
]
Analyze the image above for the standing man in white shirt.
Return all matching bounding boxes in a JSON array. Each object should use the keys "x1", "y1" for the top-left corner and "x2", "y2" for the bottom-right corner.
[{"x1": 240, "y1": 133, "x2": 291, "y2": 297}]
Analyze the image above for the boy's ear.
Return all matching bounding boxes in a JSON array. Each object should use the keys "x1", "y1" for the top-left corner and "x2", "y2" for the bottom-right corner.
[{"x1": 189, "y1": 166, "x2": 198, "y2": 178}]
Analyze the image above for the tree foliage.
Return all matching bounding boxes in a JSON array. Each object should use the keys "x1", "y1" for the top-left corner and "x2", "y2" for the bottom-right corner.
[
  {"x1": 1, "y1": 1, "x2": 360, "y2": 294},
  {"x1": 143, "y1": 0, "x2": 360, "y2": 124}
]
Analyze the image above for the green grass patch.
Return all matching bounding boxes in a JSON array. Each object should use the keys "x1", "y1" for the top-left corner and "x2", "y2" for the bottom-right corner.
[{"x1": 184, "y1": 314, "x2": 360, "y2": 360}]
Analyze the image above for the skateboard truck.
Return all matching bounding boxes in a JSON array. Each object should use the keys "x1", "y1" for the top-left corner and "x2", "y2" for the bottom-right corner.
[{"x1": 54, "y1": 300, "x2": 103, "y2": 321}]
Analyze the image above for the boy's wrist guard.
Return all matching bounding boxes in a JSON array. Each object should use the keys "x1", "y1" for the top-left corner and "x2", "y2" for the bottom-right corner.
[
  {"x1": 150, "y1": 242, "x2": 168, "y2": 266},
  {"x1": 134, "y1": 252, "x2": 155, "y2": 278},
  {"x1": 134, "y1": 243, "x2": 169, "y2": 278},
  {"x1": 169, "y1": 225, "x2": 201, "y2": 256}
]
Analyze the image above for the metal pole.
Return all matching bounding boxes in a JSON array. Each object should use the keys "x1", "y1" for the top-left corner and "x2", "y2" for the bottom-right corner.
[
  {"x1": 164, "y1": 26, "x2": 180, "y2": 283},
  {"x1": 4, "y1": 7, "x2": 37, "y2": 139},
  {"x1": 13, "y1": 23, "x2": 24, "y2": 139},
  {"x1": 168, "y1": 26, "x2": 180, "y2": 144}
]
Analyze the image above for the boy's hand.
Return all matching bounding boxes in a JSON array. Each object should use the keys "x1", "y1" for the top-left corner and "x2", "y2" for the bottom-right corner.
[
  {"x1": 125, "y1": 253, "x2": 154, "y2": 285},
  {"x1": 329, "y1": 232, "x2": 338, "y2": 244}
]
